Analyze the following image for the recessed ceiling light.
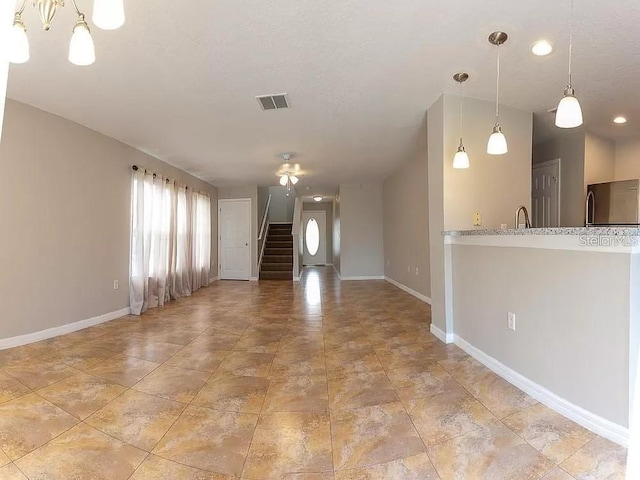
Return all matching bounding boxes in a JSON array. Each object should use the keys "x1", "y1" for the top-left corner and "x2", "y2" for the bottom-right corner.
[
  {"x1": 531, "y1": 40, "x2": 553, "y2": 56},
  {"x1": 613, "y1": 116, "x2": 627, "y2": 124},
  {"x1": 312, "y1": 195, "x2": 323, "y2": 202}
]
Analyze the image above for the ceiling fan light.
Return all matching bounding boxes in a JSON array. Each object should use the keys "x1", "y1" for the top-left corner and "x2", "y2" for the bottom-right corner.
[
  {"x1": 290, "y1": 176, "x2": 299, "y2": 185},
  {"x1": 453, "y1": 145, "x2": 470, "y2": 169},
  {"x1": 92, "y1": 0, "x2": 125, "y2": 30},
  {"x1": 487, "y1": 125, "x2": 508, "y2": 155},
  {"x1": 279, "y1": 175, "x2": 288, "y2": 186},
  {"x1": 8, "y1": 18, "x2": 30, "y2": 64},
  {"x1": 555, "y1": 87, "x2": 583, "y2": 128}
]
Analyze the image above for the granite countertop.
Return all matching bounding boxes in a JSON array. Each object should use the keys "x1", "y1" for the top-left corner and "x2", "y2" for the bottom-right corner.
[{"x1": 444, "y1": 227, "x2": 640, "y2": 236}]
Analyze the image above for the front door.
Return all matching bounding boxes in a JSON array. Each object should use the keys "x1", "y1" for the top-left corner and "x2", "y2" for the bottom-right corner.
[
  {"x1": 532, "y1": 159, "x2": 560, "y2": 228},
  {"x1": 302, "y1": 211, "x2": 327, "y2": 265},
  {"x1": 219, "y1": 199, "x2": 251, "y2": 280}
]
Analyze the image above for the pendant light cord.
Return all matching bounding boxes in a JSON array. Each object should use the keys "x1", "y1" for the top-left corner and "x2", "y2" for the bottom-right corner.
[
  {"x1": 459, "y1": 81, "x2": 464, "y2": 144},
  {"x1": 495, "y1": 44, "x2": 501, "y2": 123},
  {"x1": 568, "y1": 0, "x2": 574, "y2": 85},
  {"x1": 496, "y1": 44, "x2": 500, "y2": 125}
]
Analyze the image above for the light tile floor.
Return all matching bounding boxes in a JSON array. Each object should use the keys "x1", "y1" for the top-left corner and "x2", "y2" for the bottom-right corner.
[{"x1": 0, "y1": 267, "x2": 628, "y2": 479}]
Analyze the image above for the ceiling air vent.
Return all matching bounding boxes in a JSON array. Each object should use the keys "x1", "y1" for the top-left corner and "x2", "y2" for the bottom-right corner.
[{"x1": 256, "y1": 94, "x2": 289, "y2": 111}]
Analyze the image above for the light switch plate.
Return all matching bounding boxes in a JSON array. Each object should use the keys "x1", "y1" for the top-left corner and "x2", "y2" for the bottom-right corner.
[{"x1": 508, "y1": 312, "x2": 516, "y2": 331}]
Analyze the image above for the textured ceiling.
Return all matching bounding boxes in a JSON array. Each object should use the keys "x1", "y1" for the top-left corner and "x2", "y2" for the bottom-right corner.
[{"x1": 6, "y1": 0, "x2": 640, "y2": 188}]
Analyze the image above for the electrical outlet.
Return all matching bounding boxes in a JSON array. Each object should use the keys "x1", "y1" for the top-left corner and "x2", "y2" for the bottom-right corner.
[
  {"x1": 508, "y1": 312, "x2": 516, "y2": 331},
  {"x1": 473, "y1": 212, "x2": 482, "y2": 226},
  {"x1": 113, "y1": 280, "x2": 119, "y2": 290},
  {"x1": 500, "y1": 223, "x2": 508, "y2": 229},
  {"x1": 415, "y1": 267, "x2": 419, "y2": 275}
]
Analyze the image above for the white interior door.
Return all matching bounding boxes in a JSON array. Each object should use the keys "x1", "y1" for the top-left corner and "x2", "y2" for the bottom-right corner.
[
  {"x1": 532, "y1": 159, "x2": 560, "y2": 228},
  {"x1": 219, "y1": 199, "x2": 251, "y2": 280},
  {"x1": 303, "y1": 211, "x2": 326, "y2": 265}
]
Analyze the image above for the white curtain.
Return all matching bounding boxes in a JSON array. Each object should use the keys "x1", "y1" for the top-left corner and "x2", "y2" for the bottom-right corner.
[
  {"x1": 191, "y1": 191, "x2": 211, "y2": 290},
  {"x1": 130, "y1": 168, "x2": 211, "y2": 315}
]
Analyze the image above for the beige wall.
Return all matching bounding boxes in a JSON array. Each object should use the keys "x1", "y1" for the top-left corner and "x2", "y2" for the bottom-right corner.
[
  {"x1": 383, "y1": 123, "x2": 430, "y2": 298},
  {"x1": 584, "y1": 133, "x2": 615, "y2": 186},
  {"x1": 451, "y1": 243, "x2": 632, "y2": 427},
  {"x1": 533, "y1": 130, "x2": 586, "y2": 227},
  {"x1": 443, "y1": 95, "x2": 533, "y2": 230},
  {"x1": 429, "y1": 94, "x2": 533, "y2": 335},
  {"x1": 303, "y1": 201, "x2": 333, "y2": 264},
  {"x1": 0, "y1": 3, "x2": 10, "y2": 141},
  {"x1": 333, "y1": 196, "x2": 341, "y2": 275},
  {"x1": 614, "y1": 138, "x2": 640, "y2": 181},
  {"x1": 217, "y1": 186, "x2": 258, "y2": 279},
  {"x1": 339, "y1": 184, "x2": 384, "y2": 278},
  {"x1": 268, "y1": 186, "x2": 295, "y2": 223},
  {"x1": 428, "y1": 98, "x2": 447, "y2": 333},
  {"x1": 0, "y1": 100, "x2": 217, "y2": 339}
]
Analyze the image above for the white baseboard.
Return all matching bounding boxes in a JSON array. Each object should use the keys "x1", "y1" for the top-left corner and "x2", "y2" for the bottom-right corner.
[
  {"x1": 293, "y1": 276, "x2": 300, "y2": 282},
  {"x1": 0, "y1": 307, "x2": 131, "y2": 351},
  {"x1": 454, "y1": 335, "x2": 629, "y2": 447},
  {"x1": 340, "y1": 275, "x2": 385, "y2": 281},
  {"x1": 384, "y1": 277, "x2": 432, "y2": 304},
  {"x1": 208, "y1": 277, "x2": 219, "y2": 284},
  {"x1": 249, "y1": 277, "x2": 259, "y2": 282},
  {"x1": 430, "y1": 324, "x2": 454, "y2": 344}
]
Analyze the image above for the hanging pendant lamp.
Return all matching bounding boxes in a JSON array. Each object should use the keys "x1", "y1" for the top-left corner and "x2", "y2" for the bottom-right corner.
[
  {"x1": 453, "y1": 73, "x2": 470, "y2": 169},
  {"x1": 487, "y1": 31, "x2": 508, "y2": 155},
  {"x1": 555, "y1": 0, "x2": 583, "y2": 128}
]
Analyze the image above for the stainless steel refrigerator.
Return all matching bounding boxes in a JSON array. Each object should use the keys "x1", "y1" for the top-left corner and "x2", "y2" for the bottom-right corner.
[{"x1": 586, "y1": 179, "x2": 640, "y2": 226}]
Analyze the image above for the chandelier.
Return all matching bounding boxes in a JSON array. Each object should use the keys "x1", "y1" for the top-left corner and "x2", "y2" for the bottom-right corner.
[
  {"x1": 8, "y1": 0, "x2": 125, "y2": 66},
  {"x1": 277, "y1": 153, "x2": 300, "y2": 196}
]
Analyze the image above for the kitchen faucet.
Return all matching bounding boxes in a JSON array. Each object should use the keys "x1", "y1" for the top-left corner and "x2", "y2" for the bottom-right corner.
[
  {"x1": 515, "y1": 205, "x2": 531, "y2": 229},
  {"x1": 585, "y1": 191, "x2": 595, "y2": 227}
]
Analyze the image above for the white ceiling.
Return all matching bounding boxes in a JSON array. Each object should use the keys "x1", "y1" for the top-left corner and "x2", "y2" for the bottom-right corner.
[{"x1": 7, "y1": 0, "x2": 640, "y2": 188}]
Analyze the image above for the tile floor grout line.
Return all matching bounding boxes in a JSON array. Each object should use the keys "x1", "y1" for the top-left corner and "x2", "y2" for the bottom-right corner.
[
  {"x1": 371, "y1": 331, "x2": 443, "y2": 479},
  {"x1": 124, "y1": 452, "x2": 151, "y2": 480}
]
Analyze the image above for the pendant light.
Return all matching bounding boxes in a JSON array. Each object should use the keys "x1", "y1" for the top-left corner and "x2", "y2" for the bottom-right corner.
[
  {"x1": 555, "y1": 0, "x2": 583, "y2": 128},
  {"x1": 68, "y1": 13, "x2": 96, "y2": 66},
  {"x1": 8, "y1": 5, "x2": 30, "y2": 64},
  {"x1": 93, "y1": 0, "x2": 126, "y2": 30},
  {"x1": 487, "y1": 31, "x2": 508, "y2": 155},
  {"x1": 453, "y1": 72, "x2": 470, "y2": 169}
]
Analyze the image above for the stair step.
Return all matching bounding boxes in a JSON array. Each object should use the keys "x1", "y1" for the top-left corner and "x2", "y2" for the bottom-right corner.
[
  {"x1": 261, "y1": 263, "x2": 293, "y2": 271},
  {"x1": 266, "y1": 241, "x2": 293, "y2": 249},
  {"x1": 260, "y1": 270, "x2": 293, "y2": 280},
  {"x1": 268, "y1": 234, "x2": 292, "y2": 241},
  {"x1": 262, "y1": 255, "x2": 293, "y2": 263},
  {"x1": 265, "y1": 248, "x2": 292, "y2": 256}
]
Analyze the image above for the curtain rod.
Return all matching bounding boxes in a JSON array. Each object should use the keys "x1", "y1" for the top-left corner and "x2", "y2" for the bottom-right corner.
[{"x1": 132, "y1": 165, "x2": 197, "y2": 190}]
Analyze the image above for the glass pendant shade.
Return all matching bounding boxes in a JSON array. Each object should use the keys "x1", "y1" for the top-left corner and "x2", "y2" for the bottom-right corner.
[
  {"x1": 69, "y1": 20, "x2": 95, "y2": 66},
  {"x1": 555, "y1": 87, "x2": 583, "y2": 128},
  {"x1": 8, "y1": 20, "x2": 30, "y2": 64},
  {"x1": 487, "y1": 125, "x2": 508, "y2": 155},
  {"x1": 92, "y1": 0, "x2": 125, "y2": 30},
  {"x1": 290, "y1": 176, "x2": 299, "y2": 185},
  {"x1": 279, "y1": 175, "x2": 288, "y2": 186},
  {"x1": 453, "y1": 145, "x2": 470, "y2": 169}
]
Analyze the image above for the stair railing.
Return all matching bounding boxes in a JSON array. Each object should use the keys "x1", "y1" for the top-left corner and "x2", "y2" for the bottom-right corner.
[
  {"x1": 258, "y1": 194, "x2": 272, "y2": 272},
  {"x1": 292, "y1": 197, "x2": 303, "y2": 281}
]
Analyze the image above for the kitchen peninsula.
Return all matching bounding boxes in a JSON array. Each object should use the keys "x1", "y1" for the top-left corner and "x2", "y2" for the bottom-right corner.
[{"x1": 435, "y1": 227, "x2": 639, "y2": 447}]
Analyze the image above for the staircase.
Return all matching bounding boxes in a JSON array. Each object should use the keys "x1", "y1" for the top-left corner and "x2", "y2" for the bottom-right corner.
[{"x1": 260, "y1": 223, "x2": 293, "y2": 280}]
